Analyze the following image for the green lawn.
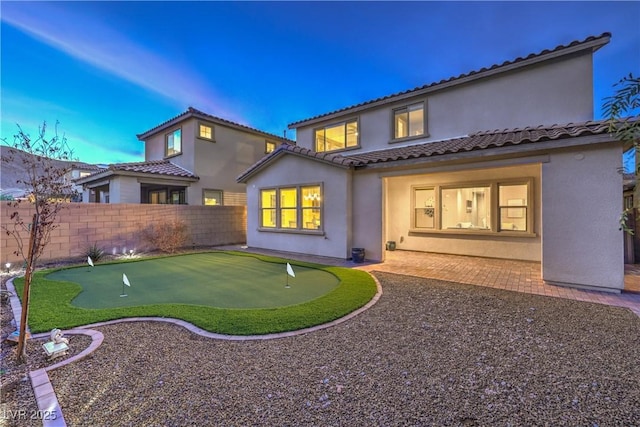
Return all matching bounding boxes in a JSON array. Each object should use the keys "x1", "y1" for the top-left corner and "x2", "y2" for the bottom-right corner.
[
  {"x1": 14, "y1": 251, "x2": 377, "y2": 335},
  {"x1": 46, "y1": 252, "x2": 340, "y2": 309}
]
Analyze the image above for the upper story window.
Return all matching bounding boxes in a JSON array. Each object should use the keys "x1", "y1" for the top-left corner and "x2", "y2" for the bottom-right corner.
[
  {"x1": 265, "y1": 141, "x2": 276, "y2": 154},
  {"x1": 198, "y1": 123, "x2": 214, "y2": 140},
  {"x1": 394, "y1": 102, "x2": 425, "y2": 140},
  {"x1": 314, "y1": 119, "x2": 358, "y2": 152},
  {"x1": 166, "y1": 128, "x2": 182, "y2": 157}
]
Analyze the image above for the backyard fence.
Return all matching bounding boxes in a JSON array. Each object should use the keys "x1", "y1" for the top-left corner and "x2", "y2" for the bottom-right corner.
[{"x1": 1, "y1": 203, "x2": 246, "y2": 265}]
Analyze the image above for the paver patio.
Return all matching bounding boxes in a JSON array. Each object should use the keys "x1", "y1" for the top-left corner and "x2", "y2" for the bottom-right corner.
[{"x1": 220, "y1": 246, "x2": 640, "y2": 317}]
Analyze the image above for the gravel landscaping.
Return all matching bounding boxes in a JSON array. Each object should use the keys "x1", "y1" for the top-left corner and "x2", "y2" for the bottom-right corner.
[{"x1": 18, "y1": 271, "x2": 637, "y2": 426}]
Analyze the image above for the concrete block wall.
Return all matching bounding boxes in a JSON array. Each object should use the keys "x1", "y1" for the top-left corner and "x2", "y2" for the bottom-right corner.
[{"x1": 1, "y1": 203, "x2": 246, "y2": 265}]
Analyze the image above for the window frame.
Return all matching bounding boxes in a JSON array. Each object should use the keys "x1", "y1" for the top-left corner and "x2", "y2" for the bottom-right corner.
[
  {"x1": 197, "y1": 122, "x2": 215, "y2": 142},
  {"x1": 391, "y1": 100, "x2": 428, "y2": 143},
  {"x1": 165, "y1": 128, "x2": 182, "y2": 157},
  {"x1": 265, "y1": 141, "x2": 277, "y2": 154},
  {"x1": 203, "y1": 189, "x2": 224, "y2": 206},
  {"x1": 313, "y1": 118, "x2": 360, "y2": 153},
  {"x1": 258, "y1": 183, "x2": 324, "y2": 234},
  {"x1": 409, "y1": 178, "x2": 535, "y2": 236}
]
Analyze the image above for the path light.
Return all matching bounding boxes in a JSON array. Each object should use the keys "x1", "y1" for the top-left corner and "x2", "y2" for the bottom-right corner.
[
  {"x1": 129, "y1": 249, "x2": 134, "y2": 257},
  {"x1": 5, "y1": 262, "x2": 10, "y2": 273}
]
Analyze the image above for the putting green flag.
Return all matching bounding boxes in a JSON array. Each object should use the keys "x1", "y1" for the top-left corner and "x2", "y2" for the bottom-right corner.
[
  {"x1": 123, "y1": 273, "x2": 131, "y2": 287},
  {"x1": 286, "y1": 262, "x2": 295, "y2": 278}
]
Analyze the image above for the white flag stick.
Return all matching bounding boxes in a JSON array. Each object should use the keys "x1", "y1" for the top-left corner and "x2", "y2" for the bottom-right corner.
[
  {"x1": 286, "y1": 262, "x2": 296, "y2": 278},
  {"x1": 87, "y1": 256, "x2": 94, "y2": 267},
  {"x1": 121, "y1": 273, "x2": 131, "y2": 297}
]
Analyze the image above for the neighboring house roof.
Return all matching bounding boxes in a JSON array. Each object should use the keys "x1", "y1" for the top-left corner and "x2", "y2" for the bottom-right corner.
[
  {"x1": 137, "y1": 106, "x2": 296, "y2": 144},
  {"x1": 288, "y1": 33, "x2": 611, "y2": 129},
  {"x1": 75, "y1": 160, "x2": 198, "y2": 185},
  {"x1": 238, "y1": 119, "x2": 618, "y2": 182}
]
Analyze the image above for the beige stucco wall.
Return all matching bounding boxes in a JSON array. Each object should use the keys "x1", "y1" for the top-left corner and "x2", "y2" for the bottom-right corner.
[
  {"x1": 245, "y1": 155, "x2": 352, "y2": 259},
  {"x1": 541, "y1": 143, "x2": 623, "y2": 291},
  {"x1": 296, "y1": 53, "x2": 594, "y2": 153},
  {"x1": 144, "y1": 117, "x2": 281, "y2": 205},
  {"x1": 111, "y1": 176, "x2": 141, "y2": 203},
  {"x1": 384, "y1": 164, "x2": 542, "y2": 261}
]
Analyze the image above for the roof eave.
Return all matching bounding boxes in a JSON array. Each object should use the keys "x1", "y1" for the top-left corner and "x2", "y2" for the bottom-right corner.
[
  {"x1": 237, "y1": 150, "x2": 354, "y2": 183},
  {"x1": 288, "y1": 34, "x2": 611, "y2": 130}
]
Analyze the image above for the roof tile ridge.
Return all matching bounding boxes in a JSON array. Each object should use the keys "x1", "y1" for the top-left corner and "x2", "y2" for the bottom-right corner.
[{"x1": 288, "y1": 33, "x2": 611, "y2": 128}]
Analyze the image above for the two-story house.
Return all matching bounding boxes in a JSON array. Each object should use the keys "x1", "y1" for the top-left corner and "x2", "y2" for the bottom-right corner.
[
  {"x1": 76, "y1": 107, "x2": 292, "y2": 205},
  {"x1": 238, "y1": 33, "x2": 625, "y2": 292}
]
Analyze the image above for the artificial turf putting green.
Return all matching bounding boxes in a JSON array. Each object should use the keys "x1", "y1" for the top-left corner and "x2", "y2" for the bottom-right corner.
[
  {"x1": 15, "y1": 251, "x2": 378, "y2": 335},
  {"x1": 46, "y1": 252, "x2": 340, "y2": 309}
]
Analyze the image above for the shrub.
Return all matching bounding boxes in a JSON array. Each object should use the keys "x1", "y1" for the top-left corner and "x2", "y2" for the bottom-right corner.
[
  {"x1": 141, "y1": 219, "x2": 189, "y2": 253},
  {"x1": 84, "y1": 242, "x2": 105, "y2": 262}
]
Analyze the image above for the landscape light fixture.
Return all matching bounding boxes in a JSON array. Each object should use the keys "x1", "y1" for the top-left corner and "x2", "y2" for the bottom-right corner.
[{"x1": 5, "y1": 262, "x2": 10, "y2": 273}]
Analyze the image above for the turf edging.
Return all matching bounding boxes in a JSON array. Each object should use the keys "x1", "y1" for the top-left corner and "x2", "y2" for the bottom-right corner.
[{"x1": 13, "y1": 251, "x2": 378, "y2": 335}]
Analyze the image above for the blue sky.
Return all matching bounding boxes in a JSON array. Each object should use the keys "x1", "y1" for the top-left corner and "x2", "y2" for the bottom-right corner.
[{"x1": 1, "y1": 1, "x2": 639, "y2": 165}]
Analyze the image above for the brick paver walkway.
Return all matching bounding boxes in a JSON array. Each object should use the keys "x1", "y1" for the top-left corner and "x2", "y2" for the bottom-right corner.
[{"x1": 219, "y1": 246, "x2": 640, "y2": 317}]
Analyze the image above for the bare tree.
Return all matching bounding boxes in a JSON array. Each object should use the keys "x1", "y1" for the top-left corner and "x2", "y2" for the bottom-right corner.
[{"x1": 1, "y1": 121, "x2": 77, "y2": 362}]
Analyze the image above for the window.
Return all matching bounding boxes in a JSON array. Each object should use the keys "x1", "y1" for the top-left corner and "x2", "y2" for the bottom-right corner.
[
  {"x1": 166, "y1": 129, "x2": 182, "y2": 156},
  {"x1": 498, "y1": 184, "x2": 528, "y2": 232},
  {"x1": 260, "y1": 189, "x2": 277, "y2": 228},
  {"x1": 198, "y1": 123, "x2": 214, "y2": 140},
  {"x1": 441, "y1": 186, "x2": 490, "y2": 230},
  {"x1": 170, "y1": 190, "x2": 186, "y2": 204},
  {"x1": 280, "y1": 188, "x2": 297, "y2": 228},
  {"x1": 315, "y1": 119, "x2": 358, "y2": 152},
  {"x1": 411, "y1": 180, "x2": 532, "y2": 234},
  {"x1": 394, "y1": 102, "x2": 424, "y2": 139},
  {"x1": 203, "y1": 189, "x2": 223, "y2": 206},
  {"x1": 414, "y1": 188, "x2": 436, "y2": 229},
  {"x1": 149, "y1": 190, "x2": 167, "y2": 204},
  {"x1": 265, "y1": 141, "x2": 276, "y2": 154},
  {"x1": 259, "y1": 185, "x2": 322, "y2": 231}
]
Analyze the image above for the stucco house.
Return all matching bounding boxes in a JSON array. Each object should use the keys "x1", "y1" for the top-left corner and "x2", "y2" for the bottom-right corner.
[
  {"x1": 238, "y1": 33, "x2": 625, "y2": 292},
  {"x1": 76, "y1": 107, "x2": 292, "y2": 205}
]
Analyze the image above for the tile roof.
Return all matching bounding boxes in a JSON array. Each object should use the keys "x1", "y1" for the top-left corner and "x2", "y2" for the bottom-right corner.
[
  {"x1": 137, "y1": 107, "x2": 295, "y2": 144},
  {"x1": 109, "y1": 160, "x2": 198, "y2": 178},
  {"x1": 238, "y1": 119, "x2": 620, "y2": 182},
  {"x1": 76, "y1": 160, "x2": 198, "y2": 183},
  {"x1": 236, "y1": 143, "x2": 358, "y2": 182},
  {"x1": 288, "y1": 33, "x2": 611, "y2": 128},
  {"x1": 344, "y1": 120, "x2": 614, "y2": 165}
]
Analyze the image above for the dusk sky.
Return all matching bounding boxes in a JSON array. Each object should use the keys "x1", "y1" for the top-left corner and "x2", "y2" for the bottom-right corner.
[{"x1": 1, "y1": 1, "x2": 639, "y2": 165}]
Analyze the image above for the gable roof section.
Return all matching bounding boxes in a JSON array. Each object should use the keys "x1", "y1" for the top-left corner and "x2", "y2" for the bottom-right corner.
[
  {"x1": 137, "y1": 107, "x2": 295, "y2": 144},
  {"x1": 75, "y1": 160, "x2": 198, "y2": 185},
  {"x1": 238, "y1": 119, "x2": 619, "y2": 182},
  {"x1": 237, "y1": 143, "x2": 359, "y2": 183},
  {"x1": 288, "y1": 33, "x2": 611, "y2": 129}
]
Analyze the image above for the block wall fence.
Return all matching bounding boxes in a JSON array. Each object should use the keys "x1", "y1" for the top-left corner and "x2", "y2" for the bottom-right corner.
[{"x1": 1, "y1": 203, "x2": 246, "y2": 265}]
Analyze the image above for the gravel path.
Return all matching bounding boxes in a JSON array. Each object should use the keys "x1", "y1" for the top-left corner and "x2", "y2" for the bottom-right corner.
[{"x1": 43, "y1": 272, "x2": 640, "y2": 426}]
